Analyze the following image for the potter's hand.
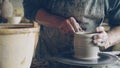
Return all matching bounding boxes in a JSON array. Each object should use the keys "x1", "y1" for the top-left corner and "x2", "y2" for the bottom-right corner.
[
  {"x1": 59, "y1": 17, "x2": 83, "y2": 35},
  {"x1": 93, "y1": 26, "x2": 111, "y2": 50}
]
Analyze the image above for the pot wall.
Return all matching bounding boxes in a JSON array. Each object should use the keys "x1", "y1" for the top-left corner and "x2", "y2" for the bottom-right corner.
[{"x1": 0, "y1": 23, "x2": 39, "y2": 68}]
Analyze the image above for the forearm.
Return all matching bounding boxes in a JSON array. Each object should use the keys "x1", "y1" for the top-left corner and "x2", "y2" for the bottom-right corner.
[
  {"x1": 108, "y1": 26, "x2": 120, "y2": 47},
  {"x1": 35, "y1": 9, "x2": 64, "y2": 28}
]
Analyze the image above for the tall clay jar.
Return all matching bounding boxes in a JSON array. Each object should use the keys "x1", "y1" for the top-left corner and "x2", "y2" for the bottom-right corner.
[
  {"x1": 1, "y1": 0, "x2": 13, "y2": 18},
  {"x1": 0, "y1": 23, "x2": 40, "y2": 68}
]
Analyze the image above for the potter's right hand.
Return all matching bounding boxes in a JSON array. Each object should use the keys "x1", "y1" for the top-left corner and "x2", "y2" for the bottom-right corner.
[
  {"x1": 93, "y1": 26, "x2": 111, "y2": 50},
  {"x1": 58, "y1": 17, "x2": 83, "y2": 35}
]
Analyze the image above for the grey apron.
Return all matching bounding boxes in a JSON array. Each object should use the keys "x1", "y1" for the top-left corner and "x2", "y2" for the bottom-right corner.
[{"x1": 35, "y1": 0, "x2": 105, "y2": 61}]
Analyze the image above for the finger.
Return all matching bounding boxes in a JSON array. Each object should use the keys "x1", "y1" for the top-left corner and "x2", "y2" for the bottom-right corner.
[
  {"x1": 96, "y1": 26, "x2": 105, "y2": 33},
  {"x1": 66, "y1": 19, "x2": 76, "y2": 33},
  {"x1": 69, "y1": 17, "x2": 80, "y2": 32},
  {"x1": 76, "y1": 22, "x2": 84, "y2": 31},
  {"x1": 93, "y1": 40, "x2": 101, "y2": 46},
  {"x1": 93, "y1": 33, "x2": 106, "y2": 39},
  {"x1": 93, "y1": 39, "x2": 104, "y2": 46},
  {"x1": 95, "y1": 39, "x2": 103, "y2": 43}
]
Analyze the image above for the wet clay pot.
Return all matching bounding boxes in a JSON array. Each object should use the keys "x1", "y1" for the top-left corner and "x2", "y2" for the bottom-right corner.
[
  {"x1": 0, "y1": 23, "x2": 39, "y2": 68},
  {"x1": 74, "y1": 32, "x2": 100, "y2": 60}
]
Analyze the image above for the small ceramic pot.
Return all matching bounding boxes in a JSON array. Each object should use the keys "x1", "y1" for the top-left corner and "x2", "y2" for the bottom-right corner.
[
  {"x1": 8, "y1": 16, "x2": 22, "y2": 24},
  {"x1": 74, "y1": 32, "x2": 100, "y2": 60}
]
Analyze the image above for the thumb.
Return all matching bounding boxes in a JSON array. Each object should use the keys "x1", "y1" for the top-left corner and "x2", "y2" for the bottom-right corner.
[{"x1": 96, "y1": 26, "x2": 105, "y2": 33}]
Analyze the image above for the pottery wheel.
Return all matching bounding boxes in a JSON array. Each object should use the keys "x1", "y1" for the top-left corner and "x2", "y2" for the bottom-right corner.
[{"x1": 52, "y1": 52, "x2": 118, "y2": 66}]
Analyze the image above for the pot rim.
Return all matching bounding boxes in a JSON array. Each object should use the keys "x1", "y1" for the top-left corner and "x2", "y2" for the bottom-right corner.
[{"x1": 0, "y1": 23, "x2": 40, "y2": 35}]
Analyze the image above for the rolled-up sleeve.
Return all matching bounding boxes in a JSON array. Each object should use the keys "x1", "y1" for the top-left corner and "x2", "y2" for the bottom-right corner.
[
  {"x1": 105, "y1": 0, "x2": 120, "y2": 28},
  {"x1": 23, "y1": 0, "x2": 43, "y2": 21}
]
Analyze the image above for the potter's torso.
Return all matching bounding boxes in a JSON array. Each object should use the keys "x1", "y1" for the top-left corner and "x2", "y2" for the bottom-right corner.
[
  {"x1": 39, "y1": 0, "x2": 105, "y2": 55},
  {"x1": 43, "y1": 0, "x2": 104, "y2": 32}
]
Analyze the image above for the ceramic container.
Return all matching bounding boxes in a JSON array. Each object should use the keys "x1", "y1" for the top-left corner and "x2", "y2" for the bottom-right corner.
[
  {"x1": 0, "y1": 22, "x2": 40, "y2": 68},
  {"x1": 1, "y1": 0, "x2": 13, "y2": 18},
  {"x1": 8, "y1": 16, "x2": 22, "y2": 24},
  {"x1": 74, "y1": 32, "x2": 100, "y2": 60}
]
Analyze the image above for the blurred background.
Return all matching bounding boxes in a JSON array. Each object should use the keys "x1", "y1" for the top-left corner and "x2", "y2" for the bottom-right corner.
[{"x1": 11, "y1": 0, "x2": 24, "y2": 17}]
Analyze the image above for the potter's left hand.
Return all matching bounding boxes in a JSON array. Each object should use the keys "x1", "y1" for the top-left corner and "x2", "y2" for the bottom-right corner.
[{"x1": 93, "y1": 26, "x2": 111, "y2": 50}]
